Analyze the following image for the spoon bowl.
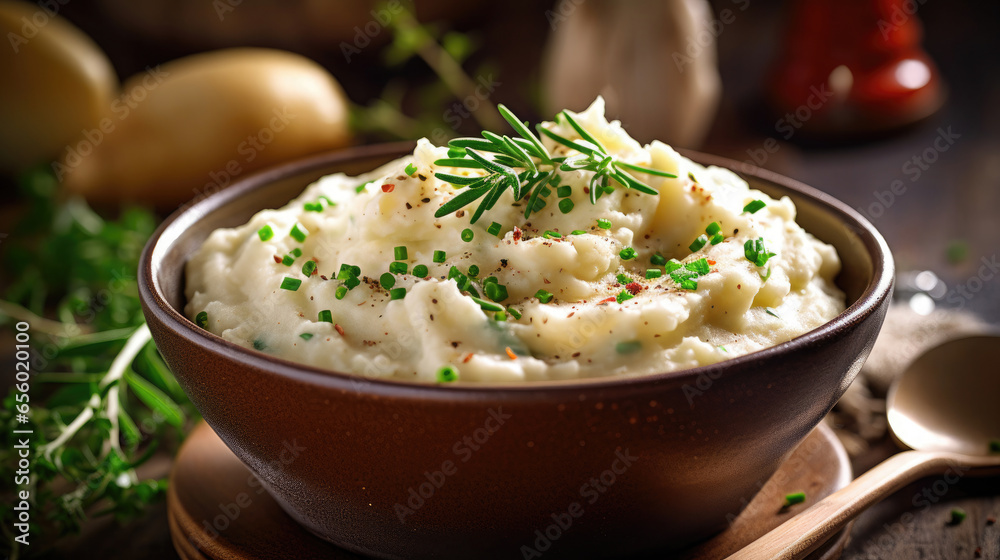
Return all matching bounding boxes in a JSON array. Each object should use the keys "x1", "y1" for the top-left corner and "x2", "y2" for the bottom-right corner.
[
  {"x1": 888, "y1": 335, "x2": 1000, "y2": 456},
  {"x1": 730, "y1": 334, "x2": 1000, "y2": 560}
]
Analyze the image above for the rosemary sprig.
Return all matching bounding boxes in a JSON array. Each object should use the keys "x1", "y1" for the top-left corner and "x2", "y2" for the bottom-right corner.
[{"x1": 433, "y1": 105, "x2": 677, "y2": 222}]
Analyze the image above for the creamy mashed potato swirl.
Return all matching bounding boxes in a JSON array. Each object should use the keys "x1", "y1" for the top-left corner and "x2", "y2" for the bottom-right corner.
[{"x1": 185, "y1": 99, "x2": 844, "y2": 383}]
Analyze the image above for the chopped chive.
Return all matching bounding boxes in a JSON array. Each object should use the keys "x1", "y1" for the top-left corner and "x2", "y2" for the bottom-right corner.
[
  {"x1": 616, "y1": 340, "x2": 642, "y2": 354},
  {"x1": 389, "y1": 261, "x2": 408, "y2": 275},
  {"x1": 318, "y1": 310, "x2": 333, "y2": 323},
  {"x1": 290, "y1": 223, "x2": 308, "y2": 243},
  {"x1": 389, "y1": 287, "x2": 406, "y2": 300},
  {"x1": 437, "y1": 365, "x2": 459, "y2": 383},
  {"x1": 335, "y1": 285, "x2": 348, "y2": 300},
  {"x1": 484, "y1": 282, "x2": 508, "y2": 302},
  {"x1": 665, "y1": 259, "x2": 683, "y2": 273},
  {"x1": 765, "y1": 307, "x2": 780, "y2": 318},
  {"x1": 616, "y1": 273, "x2": 630, "y2": 284},
  {"x1": 557, "y1": 185, "x2": 572, "y2": 197},
  {"x1": 535, "y1": 289, "x2": 554, "y2": 303},
  {"x1": 280, "y1": 277, "x2": 301, "y2": 291},
  {"x1": 616, "y1": 290, "x2": 633, "y2": 303},
  {"x1": 718, "y1": 346, "x2": 727, "y2": 352},
  {"x1": 380, "y1": 273, "x2": 395, "y2": 290},
  {"x1": 783, "y1": 492, "x2": 806, "y2": 507},
  {"x1": 299, "y1": 333, "x2": 314, "y2": 340},
  {"x1": 706, "y1": 222, "x2": 721, "y2": 236},
  {"x1": 281, "y1": 255, "x2": 295, "y2": 266},
  {"x1": 355, "y1": 182, "x2": 369, "y2": 193},
  {"x1": 291, "y1": 248, "x2": 302, "y2": 258},
  {"x1": 619, "y1": 247, "x2": 637, "y2": 260},
  {"x1": 195, "y1": 311, "x2": 209, "y2": 329},
  {"x1": 544, "y1": 230, "x2": 562, "y2": 239},
  {"x1": 744, "y1": 237, "x2": 776, "y2": 267},
  {"x1": 558, "y1": 199, "x2": 575, "y2": 214},
  {"x1": 494, "y1": 310, "x2": 507, "y2": 322},
  {"x1": 760, "y1": 266, "x2": 773, "y2": 283},
  {"x1": 394, "y1": 246, "x2": 408, "y2": 260},
  {"x1": 253, "y1": 339, "x2": 266, "y2": 351},
  {"x1": 468, "y1": 265, "x2": 480, "y2": 278},
  {"x1": 597, "y1": 218, "x2": 612, "y2": 229},
  {"x1": 302, "y1": 260, "x2": 317, "y2": 276},
  {"x1": 318, "y1": 195, "x2": 336, "y2": 207},
  {"x1": 686, "y1": 258, "x2": 710, "y2": 275},
  {"x1": 461, "y1": 228, "x2": 474, "y2": 242},
  {"x1": 482, "y1": 276, "x2": 499, "y2": 286},
  {"x1": 433, "y1": 250, "x2": 447, "y2": 263},
  {"x1": 688, "y1": 171, "x2": 698, "y2": 182},
  {"x1": 471, "y1": 296, "x2": 504, "y2": 312},
  {"x1": 257, "y1": 225, "x2": 274, "y2": 241},
  {"x1": 743, "y1": 200, "x2": 767, "y2": 214},
  {"x1": 650, "y1": 253, "x2": 667, "y2": 266},
  {"x1": 337, "y1": 264, "x2": 356, "y2": 280},
  {"x1": 949, "y1": 508, "x2": 967, "y2": 525},
  {"x1": 487, "y1": 222, "x2": 502, "y2": 237},
  {"x1": 304, "y1": 202, "x2": 323, "y2": 212},
  {"x1": 404, "y1": 163, "x2": 418, "y2": 176},
  {"x1": 646, "y1": 269, "x2": 662, "y2": 279},
  {"x1": 413, "y1": 264, "x2": 429, "y2": 278},
  {"x1": 345, "y1": 275, "x2": 361, "y2": 290},
  {"x1": 689, "y1": 235, "x2": 708, "y2": 252},
  {"x1": 711, "y1": 233, "x2": 725, "y2": 245},
  {"x1": 507, "y1": 307, "x2": 522, "y2": 320},
  {"x1": 571, "y1": 229, "x2": 586, "y2": 235}
]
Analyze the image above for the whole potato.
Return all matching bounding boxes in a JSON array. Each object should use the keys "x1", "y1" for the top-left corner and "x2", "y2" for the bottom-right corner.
[
  {"x1": 0, "y1": 0, "x2": 117, "y2": 173},
  {"x1": 60, "y1": 48, "x2": 352, "y2": 208}
]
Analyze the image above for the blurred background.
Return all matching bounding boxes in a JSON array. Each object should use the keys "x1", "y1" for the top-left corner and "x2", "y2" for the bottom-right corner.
[{"x1": 1, "y1": 0, "x2": 998, "y2": 558}]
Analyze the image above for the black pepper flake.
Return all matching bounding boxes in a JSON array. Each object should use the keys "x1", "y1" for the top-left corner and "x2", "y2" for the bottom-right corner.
[
  {"x1": 418, "y1": 174, "x2": 427, "y2": 181},
  {"x1": 421, "y1": 197, "x2": 431, "y2": 203},
  {"x1": 456, "y1": 210, "x2": 465, "y2": 218},
  {"x1": 406, "y1": 202, "x2": 412, "y2": 209},
  {"x1": 451, "y1": 341, "x2": 460, "y2": 348},
  {"x1": 500, "y1": 259, "x2": 508, "y2": 268}
]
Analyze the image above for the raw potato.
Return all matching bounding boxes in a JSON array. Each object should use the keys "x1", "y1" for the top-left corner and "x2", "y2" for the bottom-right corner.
[
  {"x1": 61, "y1": 48, "x2": 352, "y2": 208},
  {"x1": 0, "y1": 0, "x2": 118, "y2": 173}
]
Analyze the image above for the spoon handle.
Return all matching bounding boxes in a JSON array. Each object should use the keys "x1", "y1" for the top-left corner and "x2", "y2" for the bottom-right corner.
[{"x1": 725, "y1": 450, "x2": 962, "y2": 560}]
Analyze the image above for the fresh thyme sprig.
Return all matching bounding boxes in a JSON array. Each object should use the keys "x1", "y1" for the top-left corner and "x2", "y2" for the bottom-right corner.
[{"x1": 433, "y1": 105, "x2": 677, "y2": 222}]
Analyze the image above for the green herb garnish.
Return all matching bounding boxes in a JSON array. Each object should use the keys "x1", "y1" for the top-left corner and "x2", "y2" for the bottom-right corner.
[
  {"x1": 949, "y1": 508, "x2": 967, "y2": 525},
  {"x1": 646, "y1": 269, "x2": 662, "y2": 279},
  {"x1": 616, "y1": 290, "x2": 633, "y2": 303},
  {"x1": 558, "y1": 199, "x2": 575, "y2": 214},
  {"x1": 571, "y1": 229, "x2": 586, "y2": 235},
  {"x1": 597, "y1": 218, "x2": 612, "y2": 229},
  {"x1": 380, "y1": 273, "x2": 396, "y2": 290},
  {"x1": 281, "y1": 255, "x2": 294, "y2": 266},
  {"x1": 318, "y1": 310, "x2": 333, "y2": 323},
  {"x1": 783, "y1": 492, "x2": 806, "y2": 507},
  {"x1": 765, "y1": 307, "x2": 780, "y2": 318},
  {"x1": 404, "y1": 162, "x2": 418, "y2": 176},
  {"x1": 301, "y1": 260, "x2": 317, "y2": 276},
  {"x1": 744, "y1": 237, "x2": 777, "y2": 267},
  {"x1": 389, "y1": 287, "x2": 407, "y2": 300},
  {"x1": 389, "y1": 261, "x2": 408, "y2": 275},
  {"x1": 335, "y1": 285, "x2": 348, "y2": 299},
  {"x1": 290, "y1": 223, "x2": 308, "y2": 243},
  {"x1": 484, "y1": 282, "x2": 508, "y2": 302},
  {"x1": 195, "y1": 311, "x2": 209, "y2": 329},
  {"x1": 616, "y1": 340, "x2": 642, "y2": 354},
  {"x1": 280, "y1": 277, "x2": 302, "y2": 291},
  {"x1": 620, "y1": 247, "x2": 637, "y2": 260},
  {"x1": 507, "y1": 307, "x2": 522, "y2": 320},
  {"x1": 471, "y1": 296, "x2": 504, "y2": 312},
  {"x1": 689, "y1": 235, "x2": 708, "y2": 252},
  {"x1": 433, "y1": 250, "x2": 447, "y2": 263},
  {"x1": 544, "y1": 230, "x2": 562, "y2": 239},
  {"x1": 437, "y1": 365, "x2": 459, "y2": 383},
  {"x1": 413, "y1": 264, "x2": 429, "y2": 278},
  {"x1": 432, "y1": 105, "x2": 675, "y2": 223},
  {"x1": 650, "y1": 253, "x2": 667, "y2": 266},
  {"x1": 258, "y1": 224, "x2": 274, "y2": 241},
  {"x1": 468, "y1": 265, "x2": 480, "y2": 277},
  {"x1": 487, "y1": 222, "x2": 502, "y2": 237},
  {"x1": 535, "y1": 289, "x2": 554, "y2": 303},
  {"x1": 461, "y1": 228, "x2": 474, "y2": 242},
  {"x1": 299, "y1": 333, "x2": 314, "y2": 340},
  {"x1": 394, "y1": 246, "x2": 408, "y2": 260},
  {"x1": 743, "y1": 200, "x2": 766, "y2": 214}
]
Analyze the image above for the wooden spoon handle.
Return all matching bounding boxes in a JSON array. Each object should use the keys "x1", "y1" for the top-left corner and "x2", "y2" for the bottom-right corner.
[{"x1": 726, "y1": 450, "x2": 961, "y2": 560}]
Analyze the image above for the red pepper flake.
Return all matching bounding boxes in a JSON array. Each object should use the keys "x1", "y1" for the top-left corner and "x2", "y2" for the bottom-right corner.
[
  {"x1": 334, "y1": 324, "x2": 345, "y2": 336},
  {"x1": 512, "y1": 226, "x2": 523, "y2": 243},
  {"x1": 598, "y1": 296, "x2": 616, "y2": 304},
  {"x1": 273, "y1": 255, "x2": 282, "y2": 264},
  {"x1": 625, "y1": 282, "x2": 643, "y2": 295},
  {"x1": 462, "y1": 353, "x2": 473, "y2": 363},
  {"x1": 381, "y1": 183, "x2": 395, "y2": 193},
  {"x1": 505, "y1": 347, "x2": 517, "y2": 360},
  {"x1": 707, "y1": 259, "x2": 716, "y2": 265},
  {"x1": 320, "y1": 275, "x2": 328, "y2": 280}
]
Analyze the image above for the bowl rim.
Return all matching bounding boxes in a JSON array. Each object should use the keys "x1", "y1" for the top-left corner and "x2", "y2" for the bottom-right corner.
[{"x1": 139, "y1": 142, "x2": 894, "y2": 399}]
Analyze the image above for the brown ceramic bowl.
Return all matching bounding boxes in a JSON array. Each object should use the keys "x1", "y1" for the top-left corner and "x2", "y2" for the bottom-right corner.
[{"x1": 139, "y1": 143, "x2": 893, "y2": 559}]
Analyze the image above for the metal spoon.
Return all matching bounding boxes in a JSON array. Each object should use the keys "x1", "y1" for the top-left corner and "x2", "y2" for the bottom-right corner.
[{"x1": 727, "y1": 335, "x2": 1000, "y2": 560}]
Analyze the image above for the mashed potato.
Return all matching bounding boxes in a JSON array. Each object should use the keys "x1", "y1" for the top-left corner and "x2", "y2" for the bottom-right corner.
[{"x1": 185, "y1": 98, "x2": 844, "y2": 383}]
